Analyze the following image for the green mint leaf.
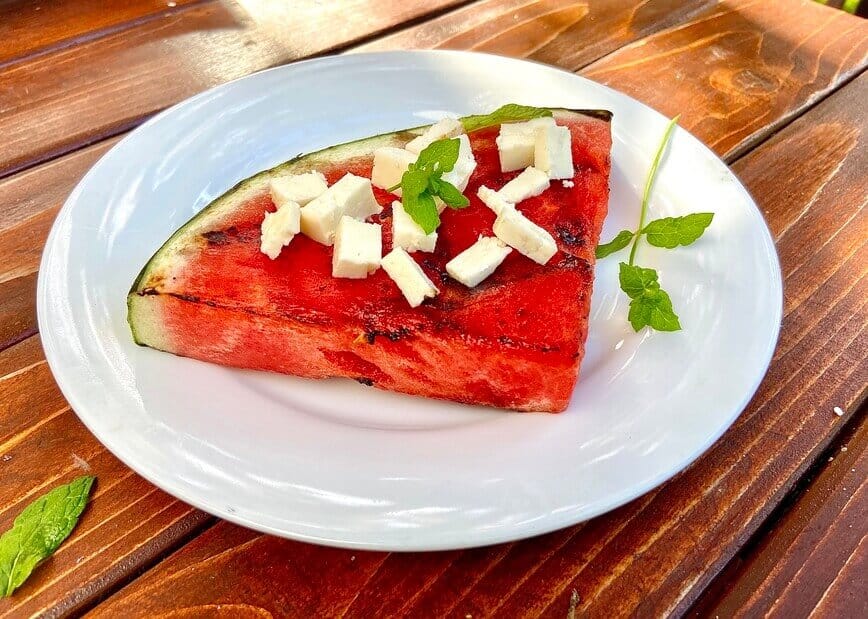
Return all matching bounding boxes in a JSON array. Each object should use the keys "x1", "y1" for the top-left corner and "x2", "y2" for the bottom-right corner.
[
  {"x1": 414, "y1": 138, "x2": 460, "y2": 175},
  {"x1": 461, "y1": 104, "x2": 552, "y2": 133},
  {"x1": 401, "y1": 168, "x2": 430, "y2": 200},
  {"x1": 403, "y1": 191, "x2": 440, "y2": 235},
  {"x1": 595, "y1": 230, "x2": 634, "y2": 259},
  {"x1": 0, "y1": 476, "x2": 95, "y2": 597},
  {"x1": 628, "y1": 287, "x2": 682, "y2": 332},
  {"x1": 642, "y1": 213, "x2": 714, "y2": 248},
  {"x1": 618, "y1": 262, "x2": 659, "y2": 299},
  {"x1": 432, "y1": 179, "x2": 470, "y2": 209}
]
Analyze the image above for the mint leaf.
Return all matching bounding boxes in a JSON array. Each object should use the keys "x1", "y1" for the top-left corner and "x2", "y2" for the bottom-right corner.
[
  {"x1": 414, "y1": 138, "x2": 460, "y2": 174},
  {"x1": 618, "y1": 262, "x2": 659, "y2": 299},
  {"x1": 628, "y1": 288, "x2": 681, "y2": 332},
  {"x1": 432, "y1": 179, "x2": 470, "y2": 209},
  {"x1": 0, "y1": 476, "x2": 95, "y2": 597},
  {"x1": 596, "y1": 230, "x2": 634, "y2": 259},
  {"x1": 643, "y1": 213, "x2": 714, "y2": 248},
  {"x1": 461, "y1": 104, "x2": 552, "y2": 133},
  {"x1": 403, "y1": 191, "x2": 440, "y2": 235}
]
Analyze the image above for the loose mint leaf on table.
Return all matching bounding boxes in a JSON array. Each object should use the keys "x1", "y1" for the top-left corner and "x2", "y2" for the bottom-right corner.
[
  {"x1": 643, "y1": 213, "x2": 714, "y2": 248},
  {"x1": 595, "y1": 230, "x2": 634, "y2": 259},
  {"x1": 461, "y1": 104, "x2": 552, "y2": 133},
  {"x1": 0, "y1": 476, "x2": 95, "y2": 597}
]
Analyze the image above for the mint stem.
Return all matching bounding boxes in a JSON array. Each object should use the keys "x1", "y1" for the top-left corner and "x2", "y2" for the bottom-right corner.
[{"x1": 628, "y1": 115, "x2": 679, "y2": 266}]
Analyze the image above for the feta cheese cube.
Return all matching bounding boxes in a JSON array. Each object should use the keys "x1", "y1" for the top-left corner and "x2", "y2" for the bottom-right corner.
[
  {"x1": 371, "y1": 148, "x2": 416, "y2": 194},
  {"x1": 301, "y1": 173, "x2": 381, "y2": 245},
  {"x1": 405, "y1": 117, "x2": 464, "y2": 154},
  {"x1": 477, "y1": 185, "x2": 514, "y2": 217},
  {"x1": 300, "y1": 193, "x2": 341, "y2": 245},
  {"x1": 270, "y1": 171, "x2": 328, "y2": 207},
  {"x1": 440, "y1": 134, "x2": 477, "y2": 192},
  {"x1": 495, "y1": 117, "x2": 556, "y2": 173},
  {"x1": 381, "y1": 247, "x2": 439, "y2": 307},
  {"x1": 392, "y1": 200, "x2": 437, "y2": 253},
  {"x1": 446, "y1": 236, "x2": 512, "y2": 287},
  {"x1": 493, "y1": 207, "x2": 558, "y2": 265},
  {"x1": 332, "y1": 216, "x2": 382, "y2": 279},
  {"x1": 260, "y1": 201, "x2": 301, "y2": 260},
  {"x1": 497, "y1": 166, "x2": 550, "y2": 203},
  {"x1": 495, "y1": 133, "x2": 535, "y2": 172},
  {"x1": 534, "y1": 124, "x2": 574, "y2": 179}
]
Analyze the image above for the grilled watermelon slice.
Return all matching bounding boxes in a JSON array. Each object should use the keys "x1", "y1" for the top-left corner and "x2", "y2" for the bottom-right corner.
[{"x1": 128, "y1": 108, "x2": 612, "y2": 412}]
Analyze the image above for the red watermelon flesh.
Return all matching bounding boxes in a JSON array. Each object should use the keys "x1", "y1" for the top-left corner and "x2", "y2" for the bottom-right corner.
[{"x1": 128, "y1": 109, "x2": 612, "y2": 412}]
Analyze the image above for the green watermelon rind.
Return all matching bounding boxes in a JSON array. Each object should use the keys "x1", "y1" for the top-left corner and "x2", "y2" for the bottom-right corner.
[{"x1": 127, "y1": 108, "x2": 612, "y2": 345}]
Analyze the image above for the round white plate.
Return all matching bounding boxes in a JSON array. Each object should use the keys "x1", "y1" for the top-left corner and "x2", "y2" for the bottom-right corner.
[{"x1": 38, "y1": 51, "x2": 782, "y2": 551}]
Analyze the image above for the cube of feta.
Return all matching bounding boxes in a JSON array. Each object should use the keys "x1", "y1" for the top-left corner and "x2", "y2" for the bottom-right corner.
[
  {"x1": 534, "y1": 124, "x2": 574, "y2": 179},
  {"x1": 493, "y1": 207, "x2": 558, "y2": 265},
  {"x1": 495, "y1": 117, "x2": 556, "y2": 172},
  {"x1": 440, "y1": 134, "x2": 477, "y2": 192},
  {"x1": 445, "y1": 236, "x2": 512, "y2": 287},
  {"x1": 497, "y1": 166, "x2": 550, "y2": 203},
  {"x1": 260, "y1": 201, "x2": 301, "y2": 260},
  {"x1": 405, "y1": 117, "x2": 464, "y2": 155},
  {"x1": 270, "y1": 171, "x2": 328, "y2": 207},
  {"x1": 392, "y1": 200, "x2": 437, "y2": 253},
  {"x1": 301, "y1": 173, "x2": 381, "y2": 245},
  {"x1": 371, "y1": 147, "x2": 416, "y2": 194},
  {"x1": 332, "y1": 216, "x2": 382, "y2": 279},
  {"x1": 477, "y1": 185, "x2": 514, "y2": 217},
  {"x1": 381, "y1": 247, "x2": 439, "y2": 307}
]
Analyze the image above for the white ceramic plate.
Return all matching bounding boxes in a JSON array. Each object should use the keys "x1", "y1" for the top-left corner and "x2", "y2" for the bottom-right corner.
[{"x1": 38, "y1": 51, "x2": 782, "y2": 551}]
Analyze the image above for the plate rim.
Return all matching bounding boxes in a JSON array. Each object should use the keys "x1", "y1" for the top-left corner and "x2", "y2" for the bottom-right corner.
[{"x1": 37, "y1": 49, "x2": 783, "y2": 551}]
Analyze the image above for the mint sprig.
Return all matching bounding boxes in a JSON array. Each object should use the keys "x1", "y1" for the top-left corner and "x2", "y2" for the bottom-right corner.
[
  {"x1": 0, "y1": 476, "x2": 95, "y2": 597},
  {"x1": 461, "y1": 104, "x2": 552, "y2": 133},
  {"x1": 396, "y1": 138, "x2": 470, "y2": 234},
  {"x1": 596, "y1": 116, "x2": 712, "y2": 332}
]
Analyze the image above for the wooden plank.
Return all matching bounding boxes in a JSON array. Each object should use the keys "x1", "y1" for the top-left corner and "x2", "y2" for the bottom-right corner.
[
  {"x1": 360, "y1": 0, "x2": 868, "y2": 161},
  {"x1": 0, "y1": 335, "x2": 213, "y2": 617},
  {"x1": 0, "y1": 0, "x2": 467, "y2": 178},
  {"x1": 0, "y1": 0, "x2": 201, "y2": 67},
  {"x1": 355, "y1": 0, "x2": 716, "y2": 73},
  {"x1": 692, "y1": 413, "x2": 867, "y2": 618},
  {"x1": 85, "y1": 59, "x2": 868, "y2": 619}
]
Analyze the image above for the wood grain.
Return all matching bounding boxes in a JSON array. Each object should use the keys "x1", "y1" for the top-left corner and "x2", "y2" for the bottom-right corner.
[
  {"x1": 0, "y1": 335, "x2": 213, "y2": 618},
  {"x1": 692, "y1": 412, "x2": 867, "y2": 618},
  {"x1": 0, "y1": 0, "x2": 467, "y2": 178},
  {"x1": 355, "y1": 0, "x2": 716, "y2": 72},
  {"x1": 86, "y1": 55, "x2": 868, "y2": 619},
  {"x1": 0, "y1": 0, "x2": 201, "y2": 67}
]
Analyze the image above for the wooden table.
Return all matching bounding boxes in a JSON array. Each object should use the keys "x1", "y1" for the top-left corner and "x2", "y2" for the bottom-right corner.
[{"x1": 1, "y1": 1, "x2": 866, "y2": 616}]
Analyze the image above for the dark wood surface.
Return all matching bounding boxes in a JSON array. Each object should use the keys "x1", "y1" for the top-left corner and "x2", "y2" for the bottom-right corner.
[{"x1": 1, "y1": 1, "x2": 865, "y2": 616}]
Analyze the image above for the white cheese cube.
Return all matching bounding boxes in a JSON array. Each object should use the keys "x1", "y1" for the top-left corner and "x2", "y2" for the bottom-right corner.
[
  {"x1": 445, "y1": 236, "x2": 512, "y2": 288},
  {"x1": 270, "y1": 171, "x2": 328, "y2": 207},
  {"x1": 495, "y1": 133, "x2": 535, "y2": 172},
  {"x1": 381, "y1": 247, "x2": 439, "y2": 308},
  {"x1": 477, "y1": 185, "x2": 514, "y2": 217},
  {"x1": 534, "y1": 124, "x2": 574, "y2": 179},
  {"x1": 405, "y1": 117, "x2": 464, "y2": 154},
  {"x1": 371, "y1": 147, "x2": 416, "y2": 194},
  {"x1": 497, "y1": 166, "x2": 550, "y2": 203},
  {"x1": 332, "y1": 216, "x2": 382, "y2": 279},
  {"x1": 300, "y1": 193, "x2": 340, "y2": 245},
  {"x1": 301, "y1": 173, "x2": 381, "y2": 245},
  {"x1": 260, "y1": 201, "x2": 301, "y2": 260},
  {"x1": 495, "y1": 117, "x2": 556, "y2": 173},
  {"x1": 493, "y1": 207, "x2": 558, "y2": 265},
  {"x1": 392, "y1": 200, "x2": 437, "y2": 253},
  {"x1": 440, "y1": 134, "x2": 477, "y2": 192},
  {"x1": 329, "y1": 173, "x2": 382, "y2": 220}
]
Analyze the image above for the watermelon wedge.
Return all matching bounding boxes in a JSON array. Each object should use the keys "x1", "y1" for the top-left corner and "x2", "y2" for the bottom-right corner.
[{"x1": 128, "y1": 108, "x2": 612, "y2": 412}]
